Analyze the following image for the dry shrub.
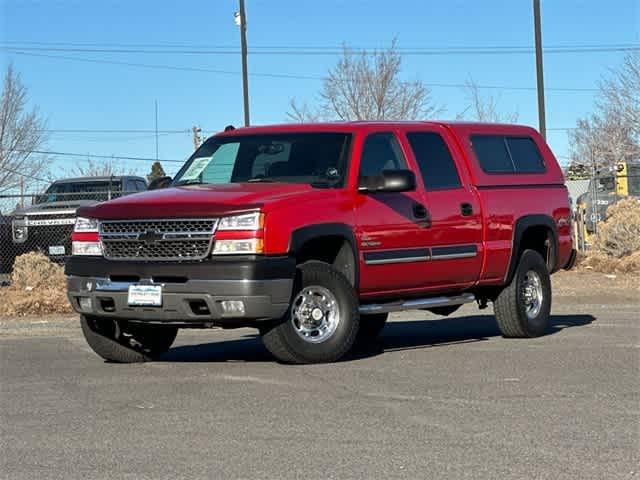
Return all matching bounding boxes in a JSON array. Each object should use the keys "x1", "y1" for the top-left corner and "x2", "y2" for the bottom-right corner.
[
  {"x1": 0, "y1": 252, "x2": 72, "y2": 316},
  {"x1": 10, "y1": 251, "x2": 67, "y2": 288},
  {"x1": 580, "y1": 251, "x2": 640, "y2": 274},
  {"x1": 593, "y1": 197, "x2": 640, "y2": 257}
]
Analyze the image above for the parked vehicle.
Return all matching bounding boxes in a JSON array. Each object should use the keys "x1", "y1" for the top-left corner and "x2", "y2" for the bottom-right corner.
[
  {"x1": 0, "y1": 213, "x2": 13, "y2": 275},
  {"x1": 66, "y1": 122, "x2": 576, "y2": 364},
  {"x1": 575, "y1": 161, "x2": 640, "y2": 247},
  {"x1": 8, "y1": 176, "x2": 147, "y2": 268}
]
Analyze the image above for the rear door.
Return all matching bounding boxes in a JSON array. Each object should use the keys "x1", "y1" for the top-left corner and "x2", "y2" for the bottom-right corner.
[{"x1": 400, "y1": 126, "x2": 483, "y2": 287}]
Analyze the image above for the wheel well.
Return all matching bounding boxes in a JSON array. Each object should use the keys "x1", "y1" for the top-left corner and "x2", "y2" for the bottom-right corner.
[
  {"x1": 518, "y1": 225, "x2": 556, "y2": 272},
  {"x1": 295, "y1": 236, "x2": 356, "y2": 286}
]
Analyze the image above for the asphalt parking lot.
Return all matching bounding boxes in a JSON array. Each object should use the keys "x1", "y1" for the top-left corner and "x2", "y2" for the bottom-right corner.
[{"x1": 1, "y1": 278, "x2": 639, "y2": 479}]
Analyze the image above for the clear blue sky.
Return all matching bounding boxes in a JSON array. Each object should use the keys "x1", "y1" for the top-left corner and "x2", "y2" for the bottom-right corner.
[{"x1": 1, "y1": 0, "x2": 638, "y2": 186}]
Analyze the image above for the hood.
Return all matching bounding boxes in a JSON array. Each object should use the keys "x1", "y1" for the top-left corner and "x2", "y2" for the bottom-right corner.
[
  {"x1": 78, "y1": 183, "x2": 325, "y2": 219},
  {"x1": 13, "y1": 199, "x2": 97, "y2": 216}
]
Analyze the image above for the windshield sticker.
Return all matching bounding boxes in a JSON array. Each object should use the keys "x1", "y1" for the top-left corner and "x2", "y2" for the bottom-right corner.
[{"x1": 179, "y1": 156, "x2": 212, "y2": 181}]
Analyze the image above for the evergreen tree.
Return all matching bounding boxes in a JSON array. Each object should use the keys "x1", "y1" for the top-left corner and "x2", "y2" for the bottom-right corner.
[{"x1": 147, "y1": 161, "x2": 166, "y2": 182}]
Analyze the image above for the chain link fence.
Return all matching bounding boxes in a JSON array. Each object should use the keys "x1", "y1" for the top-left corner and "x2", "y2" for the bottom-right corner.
[
  {"x1": 0, "y1": 188, "x2": 142, "y2": 283},
  {"x1": 570, "y1": 172, "x2": 640, "y2": 253},
  {"x1": 1, "y1": 172, "x2": 638, "y2": 283}
]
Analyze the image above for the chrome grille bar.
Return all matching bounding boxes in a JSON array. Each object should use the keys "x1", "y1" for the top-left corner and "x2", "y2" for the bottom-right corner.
[{"x1": 100, "y1": 218, "x2": 218, "y2": 261}]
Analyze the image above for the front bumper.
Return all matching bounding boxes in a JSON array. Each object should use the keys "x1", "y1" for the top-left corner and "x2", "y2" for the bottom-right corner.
[{"x1": 66, "y1": 256, "x2": 295, "y2": 325}]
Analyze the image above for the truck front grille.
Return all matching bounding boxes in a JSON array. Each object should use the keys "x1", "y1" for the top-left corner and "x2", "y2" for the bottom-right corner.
[{"x1": 100, "y1": 218, "x2": 218, "y2": 261}]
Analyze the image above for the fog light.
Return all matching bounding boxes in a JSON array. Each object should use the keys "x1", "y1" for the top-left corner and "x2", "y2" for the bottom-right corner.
[
  {"x1": 220, "y1": 300, "x2": 245, "y2": 317},
  {"x1": 78, "y1": 297, "x2": 92, "y2": 312}
]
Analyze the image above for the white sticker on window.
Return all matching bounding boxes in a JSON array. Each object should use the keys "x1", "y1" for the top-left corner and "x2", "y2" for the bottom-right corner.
[{"x1": 180, "y1": 156, "x2": 212, "y2": 181}]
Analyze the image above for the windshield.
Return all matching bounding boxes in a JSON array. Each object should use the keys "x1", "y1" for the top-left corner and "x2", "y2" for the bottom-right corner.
[
  {"x1": 173, "y1": 133, "x2": 352, "y2": 187},
  {"x1": 594, "y1": 176, "x2": 615, "y2": 192},
  {"x1": 38, "y1": 181, "x2": 124, "y2": 203},
  {"x1": 628, "y1": 164, "x2": 640, "y2": 196}
]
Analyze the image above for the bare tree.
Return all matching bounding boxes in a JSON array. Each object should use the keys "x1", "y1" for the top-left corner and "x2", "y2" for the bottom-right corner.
[
  {"x1": 72, "y1": 157, "x2": 136, "y2": 177},
  {"x1": 287, "y1": 98, "x2": 322, "y2": 123},
  {"x1": 287, "y1": 40, "x2": 440, "y2": 122},
  {"x1": 457, "y1": 78, "x2": 519, "y2": 123},
  {"x1": 600, "y1": 52, "x2": 640, "y2": 138},
  {"x1": 569, "y1": 52, "x2": 640, "y2": 171},
  {"x1": 0, "y1": 65, "x2": 49, "y2": 191}
]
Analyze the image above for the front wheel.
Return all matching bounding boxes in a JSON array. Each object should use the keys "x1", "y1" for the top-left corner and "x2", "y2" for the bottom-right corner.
[
  {"x1": 494, "y1": 249, "x2": 552, "y2": 338},
  {"x1": 260, "y1": 261, "x2": 359, "y2": 364},
  {"x1": 80, "y1": 315, "x2": 178, "y2": 363}
]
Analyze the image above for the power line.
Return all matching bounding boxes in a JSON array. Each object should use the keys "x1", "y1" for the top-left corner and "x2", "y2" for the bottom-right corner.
[
  {"x1": 2, "y1": 41, "x2": 639, "y2": 55},
  {"x1": 0, "y1": 165, "x2": 50, "y2": 183},
  {"x1": 3, "y1": 49, "x2": 325, "y2": 81},
  {"x1": 12, "y1": 149, "x2": 184, "y2": 163},
  {"x1": 40, "y1": 128, "x2": 190, "y2": 134},
  {"x1": 4, "y1": 49, "x2": 599, "y2": 92},
  {"x1": 6, "y1": 40, "x2": 639, "y2": 48}
]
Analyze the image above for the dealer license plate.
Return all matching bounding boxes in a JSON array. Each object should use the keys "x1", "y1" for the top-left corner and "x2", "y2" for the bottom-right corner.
[
  {"x1": 127, "y1": 285, "x2": 163, "y2": 307},
  {"x1": 48, "y1": 245, "x2": 65, "y2": 256}
]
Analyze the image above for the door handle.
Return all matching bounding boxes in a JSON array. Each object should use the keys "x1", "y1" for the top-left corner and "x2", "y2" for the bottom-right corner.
[
  {"x1": 413, "y1": 203, "x2": 428, "y2": 219},
  {"x1": 460, "y1": 203, "x2": 473, "y2": 216}
]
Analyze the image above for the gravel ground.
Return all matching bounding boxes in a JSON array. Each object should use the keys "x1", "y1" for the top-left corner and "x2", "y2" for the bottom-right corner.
[{"x1": 0, "y1": 270, "x2": 638, "y2": 479}]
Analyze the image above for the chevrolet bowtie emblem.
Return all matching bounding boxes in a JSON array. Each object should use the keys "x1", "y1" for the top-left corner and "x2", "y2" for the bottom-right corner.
[{"x1": 137, "y1": 230, "x2": 164, "y2": 243}]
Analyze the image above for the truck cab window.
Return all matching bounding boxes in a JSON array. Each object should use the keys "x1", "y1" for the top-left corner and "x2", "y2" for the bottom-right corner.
[
  {"x1": 359, "y1": 133, "x2": 407, "y2": 177},
  {"x1": 406, "y1": 132, "x2": 461, "y2": 190}
]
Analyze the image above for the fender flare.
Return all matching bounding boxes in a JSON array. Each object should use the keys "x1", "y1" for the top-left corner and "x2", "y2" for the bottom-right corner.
[
  {"x1": 505, "y1": 214, "x2": 559, "y2": 283},
  {"x1": 288, "y1": 223, "x2": 359, "y2": 289}
]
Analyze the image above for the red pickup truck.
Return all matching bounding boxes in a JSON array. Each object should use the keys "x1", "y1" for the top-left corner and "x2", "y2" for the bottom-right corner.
[{"x1": 66, "y1": 121, "x2": 576, "y2": 364}]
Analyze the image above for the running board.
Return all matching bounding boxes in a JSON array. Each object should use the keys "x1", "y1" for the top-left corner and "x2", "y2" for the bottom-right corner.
[{"x1": 359, "y1": 293, "x2": 476, "y2": 315}]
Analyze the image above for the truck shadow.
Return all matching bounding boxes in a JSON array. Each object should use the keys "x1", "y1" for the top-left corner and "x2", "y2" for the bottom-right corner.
[{"x1": 161, "y1": 313, "x2": 596, "y2": 363}]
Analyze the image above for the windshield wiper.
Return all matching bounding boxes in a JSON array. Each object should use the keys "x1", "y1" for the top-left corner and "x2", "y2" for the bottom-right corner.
[
  {"x1": 174, "y1": 180, "x2": 204, "y2": 186},
  {"x1": 247, "y1": 178, "x2": 276, "y2": 183}
]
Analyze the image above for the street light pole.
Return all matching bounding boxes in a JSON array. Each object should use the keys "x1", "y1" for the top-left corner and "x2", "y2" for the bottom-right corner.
[
  {"x1": 238, "y1": 0, "x2": 250, "y2": 126},
  {"x1": 533, "y1": 0, "x2": 546, "y2": 139}
]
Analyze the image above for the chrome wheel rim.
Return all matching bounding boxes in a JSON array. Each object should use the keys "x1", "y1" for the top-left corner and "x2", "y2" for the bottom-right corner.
[
  {"x1": 291, "y1": 285, "x2": 340, "y2": 343},
  {"x1": 522, "y1": 270, "x2": 543, "y2": 319}
]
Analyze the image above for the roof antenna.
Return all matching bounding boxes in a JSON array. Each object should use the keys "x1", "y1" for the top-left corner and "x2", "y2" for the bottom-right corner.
[{"x1": 224, "y1": 125, "x2": 236, "y2": 132}]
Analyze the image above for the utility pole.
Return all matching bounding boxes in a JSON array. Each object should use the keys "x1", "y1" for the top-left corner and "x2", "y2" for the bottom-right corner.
[
  {"x1": 154, "y1": 100, "x2": 159, "y2": 161},
  {"x1": 19, "y1": 176, "x2": 24, "y2": 209},
  {"x1": 192, "y1": 126, "x2": 202, "y2": 150},
  {"x1": 236, "y1": 0, "x2": 250, "y2": 126},
  {"x1": 533, "y1": 0, "x2": 546, "y2": 139}
]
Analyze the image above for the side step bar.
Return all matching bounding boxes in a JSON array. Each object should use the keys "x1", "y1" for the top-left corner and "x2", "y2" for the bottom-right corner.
[{"x1": 359, "y1": 293, "x2": 476, "y2": 315}]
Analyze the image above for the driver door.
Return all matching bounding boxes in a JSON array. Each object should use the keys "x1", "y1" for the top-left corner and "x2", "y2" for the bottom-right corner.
[{"x1": 354, "y1": 131, "x2": 432, "y2": 294}]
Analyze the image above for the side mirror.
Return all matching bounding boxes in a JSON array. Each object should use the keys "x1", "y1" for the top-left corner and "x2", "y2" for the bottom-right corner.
[
  {"x1": 148, "y1": 176, "x2": 172, "y2": 190},
  {"x1": 358, "y1": 169, "x2": 416, "y2": 193}
]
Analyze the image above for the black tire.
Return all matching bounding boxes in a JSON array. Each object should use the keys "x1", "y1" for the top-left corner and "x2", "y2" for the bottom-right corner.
[
  {"x1": 260, "y1": 261, "x2": 359, "y2": 364},
  {"x1": 80, "y1": 315, "x2": 178, "y2": 363},
  {"x1": 494, "y1": 249, "x2": 552, "y2": 338},
  {"x1": 357, "y1": 313, "x2": 388, "y2": 341}
]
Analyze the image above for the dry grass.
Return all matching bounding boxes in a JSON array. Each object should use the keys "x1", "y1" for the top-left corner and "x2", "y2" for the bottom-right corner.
[
  {"x1": 577, "y1": 198, "x2": 640, "y2": 274},
  {"x1": 579, "y1": 251, "x2": 640, "y2": 274},
  {"x1": 593, "y1": 197, "x2": 640, "y2": 257},
  {"x1": 0, "y1": 252, "x2": 72, "y2": 316}
]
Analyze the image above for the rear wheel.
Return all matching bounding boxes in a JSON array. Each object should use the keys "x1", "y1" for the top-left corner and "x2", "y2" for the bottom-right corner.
[
  {"x1": 494, "y1": 249, "x2": 552, "y2": 338},
  {"x1": 80, "y1": 315, "x2": 178, "y2": 363},
  {"x1": 260, "y1": 261, "x2": 359, "y2": 364}
]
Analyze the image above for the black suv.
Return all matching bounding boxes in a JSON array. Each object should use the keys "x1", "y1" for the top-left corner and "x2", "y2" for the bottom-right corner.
[{"x1": 5, "y1": 176, "x2": 147, "y2": 272}]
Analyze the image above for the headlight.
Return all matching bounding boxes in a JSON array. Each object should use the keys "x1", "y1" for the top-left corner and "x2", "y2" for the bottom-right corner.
[
  {"x1": 74, "y1": 217, "x2": 99, "y2": 232},
  {"x1": 218, "y1": 212, "x2": 263, "y2": 231},
  {"x1": 12, "y1": 223, "x2": 28, "y2": 242}
]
